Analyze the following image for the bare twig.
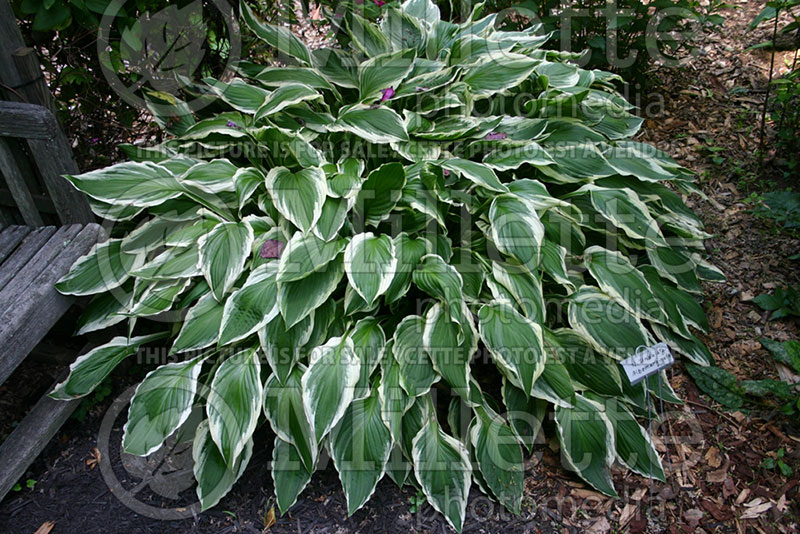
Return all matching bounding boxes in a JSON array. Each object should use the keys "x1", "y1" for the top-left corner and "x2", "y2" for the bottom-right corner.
[{"x1": 757, "y1": 6, "x2": 781, "y2": 170}]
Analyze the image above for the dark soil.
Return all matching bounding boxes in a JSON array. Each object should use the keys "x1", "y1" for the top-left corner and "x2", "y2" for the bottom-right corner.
[{"x1": 2, "y1": 0, "x2": 800, "y2": 533}]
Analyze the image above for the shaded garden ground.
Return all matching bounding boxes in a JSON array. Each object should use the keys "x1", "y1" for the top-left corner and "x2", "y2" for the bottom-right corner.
[{"x1": 1, "y1": 0, "x2": 799, "y2": 532}]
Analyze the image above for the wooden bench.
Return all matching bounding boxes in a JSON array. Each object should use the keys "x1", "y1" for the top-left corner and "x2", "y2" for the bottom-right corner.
[
  {"x1": 0, "y1": 223, "x2": 103, "y2": 499},
  {"x1": 0, "y1": 99, "x2": 103, "y2": 500}
]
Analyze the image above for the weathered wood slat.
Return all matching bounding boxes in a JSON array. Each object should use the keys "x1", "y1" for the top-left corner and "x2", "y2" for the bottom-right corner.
[
  {"x1": 26, "y1": 133, "x2": 94, "y2": 225},
  {"x1": 0, "y1": 225, "x2": 56, "y2": 292},
  {"x1": 0, "y1": 187, "x2": 55, "y2": 214},
  {"x1": 0, "y1": 137, "x2": 43, "y2": 226},
  {"x1": 0, "y1": 223, "x2": 102, "y2": 385},
  {"x1": 0, "y1": 0, "x2": 26, "y2": 104},
  {"x1": 0, "y1": 101, "x2": 55, "y2": 140},
  {"x1": 0, "y1": 225, "x2": 31, "y2": 263},
  {"x1": 0, "y1": 102, "x2": 94, "y2": 225},
  {"x1": 0, "y1": 224, "x2": 82, "y2": 309},
  {"x1": 11, "y1": 47, "x2": 57, "y2": 114},
  {"x1": 0, "y1": 376, "x2": 81, "y2": 501}
]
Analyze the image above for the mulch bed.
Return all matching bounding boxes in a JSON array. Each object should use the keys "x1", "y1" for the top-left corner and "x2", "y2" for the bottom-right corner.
[{"x1": 2, "y1": 0, "x2": 799, "y2": 533}]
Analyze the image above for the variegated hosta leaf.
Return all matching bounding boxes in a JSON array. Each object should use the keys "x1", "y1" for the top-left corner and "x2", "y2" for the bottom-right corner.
[
  {"x1": 278, "y1": 255, "x2": 344, "y2": 328},
  {"x1": 126, "y1": 278, "x2": 189, "y2": 317},
  {"x1": 240, "y1": 0, "x2": 312, "y2": 65},
  {"x1": 206, "y1": 78, "x2": 269, "y2": 114},
  {"x1": 350, "y1": 318, "x2": 386, "y2": 398},
  {"x1": 254, "y1": 83, "x2": 321, "y2": 120},
  {"x1": 590, "y1": 395, "x2": 665, "y2": 481},
  {"x1": 260, "y1": 312, "x2": 314, "y2": 383},
  {"x1": 336, "y1": 107, "x2": 409, "y2": 144},
  {"x1": 478, "y1": 300, "x2": 545, "y2": 396},
  {"x1": 330, "y1": 383, "x2": 393, "y2": 515},
  {"x1": 462, "y1": 53, "x2": 538, "y2": 95},
  {"x1": 181, "y1": 159, "x2": 238, "y2": 194},
  {"x1": 50, "y1": 333, "x2": 168, "y2": 400},
  {"x1": 489, "y1": 194, "x2": 545, "y2": 270},
  {"x1": 379, "y1": 342, "x2": 413, "y2": 442},
  {"x1": 263, "y1": 367, "x2": 317, "y2": 472},
  {"x1": 63, "y1": 161, "x2": 182, "y2": 207},
  {"x1": 301, "y1": 335, "x2": 360, "y2": 442},
  {"x1": 502, "y1": 379, "x2": 547, "y2": 453},
  {"x1": 56, "y1": 240, "x2": 144, "y2": 296},
  {"x1": 344, "y1": 233, "x2": 397, "y2": 307},
  {"x1": 75, "y1": 290, "x2": 131, "y2": 336},
  {"x1": 358, "y1": 48, "x2": 416, "y2": 101},
  {"x1": 314, "y1": 196, "x2": 350, "y2": 242},
  {"x1": 123, "y1": 354, "x2": 206, "y2": 456},
  {"x1": 207, "y1": 348, "x2": 263, "y2": 466},
  {"x1": 423, "y1": 302, "x2": 477, "y2": 398},
  {"x1": 348, "y1": 12, "x2": 391, "y2": 57},
  {"x1": 483, "y1": 142, "x2": 554, "y2": 171},
  {"x1": 568, "y1": 287, "x2": 651, "y2": 360},
  {"x1": 490, "y1": 261, "x2": 545, "y2": 323},
  {"x1": 439, "y1": 158, "x2": 507, "y2": 192},
  {"x1": 131, "y1": 246, "x2": 201, "y2": 280},
  {"x1": 271, "y1": 436, "x2": 313, "y2": 515},
  {"x1": 199, "y1": 221, "x2": 254, "y2": 301},
  {"x1": 412, "y1": 254, "x2": 464, "y2": 314},
  {"x1": 353, "y1": 162, "x2": 407, "y2": 227},
  {"x1": 554, "y1": 394, "x2": 617, "y2": 496},
  {"x1": 413, "y1": 416, "x2": 472, "y2": 533},
  {"x1": 531, "y1": 355, "x2": 576, "y2": 407},
  {"x1": 547, "y1": 329, "x2": 623, "y2": 397},
  {"x1": 385, "y1": 233, "x2": 430, "y2": 303},
  {"x1": 586, "y1": 186, "x2": 667, "y2": 246},
  {"x1": 121, "y1": 217, "x2": 184, "y2": 254},
  {"x1": 583, "y1": 246, "x2": 666, "y2": 323},
  {"x1": 218, "y1": 263, "x2": 279, "y2": 345},
  {"x1": 194, "y1": 419, "x2": 253, "y2": 511},
  {"x1": 470, "y1": 406, "x2": 524, "y2": 515},
  {"x1": 171, "y1": 293, "x2": 224, "y2": 354},
  {"x1": 278, "y1": 232, "x2": 347, "y2": 283},
  {"x1": 265, "y1": 166, "x2": 327, "y2": 233},
  {"x1": 393, "y1": 315, "x2": 439, "y2": 397}
]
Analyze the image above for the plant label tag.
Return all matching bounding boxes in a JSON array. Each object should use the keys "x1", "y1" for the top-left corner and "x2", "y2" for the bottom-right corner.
[{"x1": 621, "y1": 343, "x2": 674, "y2": 385}]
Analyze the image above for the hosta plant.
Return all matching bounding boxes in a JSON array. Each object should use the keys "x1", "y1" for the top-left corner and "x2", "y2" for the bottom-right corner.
[{"x1": 52, "y1": 0, "x2": 722, "y2": 531}]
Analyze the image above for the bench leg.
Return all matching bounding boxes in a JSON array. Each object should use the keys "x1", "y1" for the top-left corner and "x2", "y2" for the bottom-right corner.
[{"x1": 0, "y1": 385, "x2": 81, "y2": 501}]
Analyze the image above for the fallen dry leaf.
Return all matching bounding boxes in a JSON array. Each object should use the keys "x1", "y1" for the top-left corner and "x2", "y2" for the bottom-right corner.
[
  {"x1": 683, "y1": 508, "x2": 704, "y2": 528},
  {"x1": 262, "y1": 505, "x2": 276, "y2": 532},
  {"x1": 34, "y1": 522, "x2": 55, "y2": 534},
  {"x1": 86, "y1": 447, "x2": 101, "y2": 470},
  {"x1": 707, "y1": 468, "x2": 728, "y2": 484},
  {"x1": 735, "y1": 489, "x2": 751, "y2": 505},
  {"x1": 618, "y1": 503, "x2": 638, "y2": 528},
  {"x1": 705, "y1": 446, "x2": 723, "y2": 468},
  {"x1": 776, "y1": 494, "x2": 787, "y2": 513},
  {"x1": 722, "y1": 477, "x2": 737, "y2": 499},
  {"x1": 586, "y1": 517, "x2": 611, "y2": 534},
  {"x1": 740, "y1": 499, "x2": 772, "y2": 519}
]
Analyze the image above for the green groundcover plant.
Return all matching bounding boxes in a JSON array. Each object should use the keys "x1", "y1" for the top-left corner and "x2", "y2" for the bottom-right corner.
[{"x1": 51, "y1": 1, "x2": 722, "y2": 530}]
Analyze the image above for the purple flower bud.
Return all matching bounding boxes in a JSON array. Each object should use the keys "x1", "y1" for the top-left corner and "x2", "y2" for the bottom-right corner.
[
  {"x1": 260, "y1": 239, "x2": 286, "y2": 259},
  {"x1": 373, "y1": 0, "x2": 386, "y2": 6},
  {"x1": 415, "y1": 86, "x2": 429, "y2": 92},
  {"x1": 226, "y1": 120, "x2": 239, "y2": 128},
  {"x1": 380, "y1": 87, "x2": 395, "y2": 101},
  {"x1": 442, "y1": 169, "x2": 451, "y2": 177},
  {"x1": 485, "y1": 132, "x2": 507, "y2": 141}
]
